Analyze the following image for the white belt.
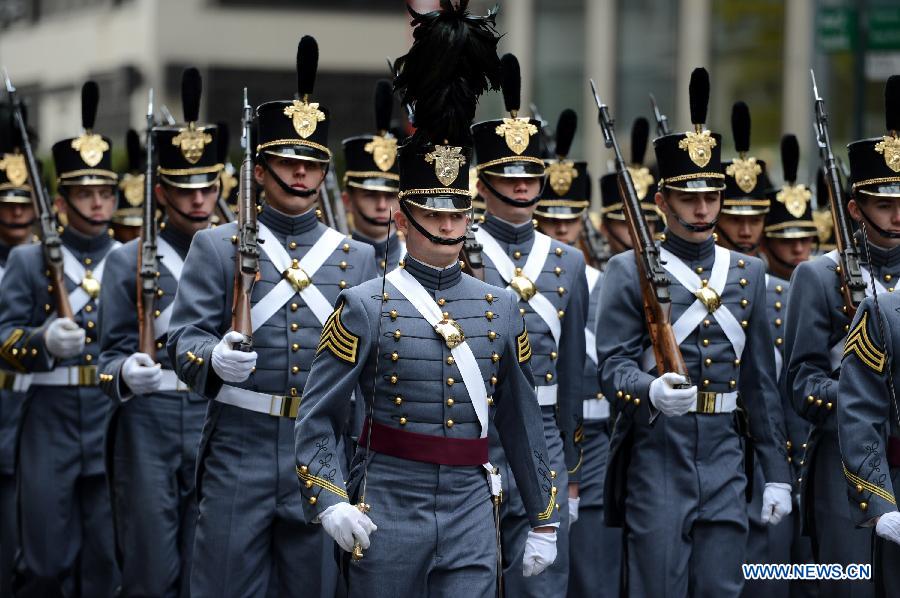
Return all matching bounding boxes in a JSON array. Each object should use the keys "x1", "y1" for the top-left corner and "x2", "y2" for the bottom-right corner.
[
  {"x1": 583, "y1": 397, "x2": 610, "y2": 420},
  {"x1": 689, "y1": 390, "x2": 738, "y2": 414},
  {"x1": 158, "y1": 369, "x2": 189, "y2": 392},
  {"x1": 0, "y1": 371, "x2": 32, "y2": 392},
  {"x1": 215, "y1": 384, "x2": 301, "y2": 418},
  {"x1": 30, "y1": 365, "x2": 98, "y2": 386},
  {"x1": 536, "y1": 384, "x2": 558, "y2": 406}
]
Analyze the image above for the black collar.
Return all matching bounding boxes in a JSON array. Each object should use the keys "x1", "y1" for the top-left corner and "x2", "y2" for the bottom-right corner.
[
  {"x1": 159, "y1": 221, "x2": 195, "y2": 256},
  {"x1": 0, "y1": 242, "x2": 10, "y2": 266},
  {"x1": 481, "y1": 213, "x2": 535, "y2": 245},
  {"x1": 662, "y1": 228, "x2": 716, "y2": 263},
  {"x1": 864, "y1": 240, "x2": 900, "y2": 270},
  {"x1": 353, "y1": 231, "x2": 398, "y2": 260},
  {"x1": 404, "y1": 256, "x2": 462, "y2": 291},
  {"x1": 61, "y1": 226, "x2": 114, "y2": 254},
  {"x1": 258, "y1": 206, "x2": 320, "y2": 237}
]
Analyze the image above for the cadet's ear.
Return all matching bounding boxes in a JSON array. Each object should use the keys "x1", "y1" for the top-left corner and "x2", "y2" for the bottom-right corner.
[
  {"x1": 341, "y1": 190, "x2": 351, "y2": 210},
  {"x1": 654, "y1": 190, "x2": 667, "y2": 213},
  {"x1": 253, "y1": 163, "x2": 266, "y2": 187},
  {"x1": 53, "y1": 194, "x2": 67, "y2": 217},
  {"x1": 847, "y1": 197, "x2": 863, "y2": 222},
  {"x1": 154, "y1": 183, "x2": 168, "y2": 207},
  {"x1": 393, "y1": 208, "x2": 408, "y2": 236}
]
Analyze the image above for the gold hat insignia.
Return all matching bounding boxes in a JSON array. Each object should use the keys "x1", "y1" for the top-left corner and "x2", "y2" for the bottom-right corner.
[
  {"x1": 678, "y1": 129, "x2": 716, "y2": 168},
  {"x1": 495, "y1": 117, "x2": 538, "y2": 155},
  {"x1": 284, "y1": 100, "x2": 326, "y2": 139},
  {"x1": 874, "y1": 135, "x2": 900, "y2": 173},
  {"x1": 425, "y1": 145, "x2": 466, "y2": 187},
  {"x1": 0, "y1": 152, "x2": 28, "y2": 187},
  {"x1": 545, "y1": 160, "x2": 578, "y2": 196},
  {"x1": 725, "y1": 157, "x2": 762, "y2": 194},
  {"x1": 776, "y1": 184, "x2": 812, "y2": 219},
  {"x1": 71, "y1": 133, "x2": 109, "y2": 168},
  {"x1": 364, "y1": 135, "x2": 398, "y2": 172}
]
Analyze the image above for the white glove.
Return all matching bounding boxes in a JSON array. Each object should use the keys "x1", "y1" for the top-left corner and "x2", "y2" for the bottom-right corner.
[
  {"x1": 44, "y1": 318, "x2": 85, "y2": 359},
  {"x1": 320, "y1": 502, "x2": 378, "y2": 553},
  {"x1": 761, "y1": 482, "x2": 793, "y2": 526},
  {"x1": 875, "y1": 511, "x2": 900, "y2": 545},
  {"x1": 523, "y1": 530, "x2": 557, "y2": 577},
  {"x1": 211, "y1": 331, "x2": 257, "y2": 383},
  {"x1": 121, "y1": 352, "x2": 162, "y2": 397},
  {"x1": 568, "y1": 496, "x2": 580, "y2": 529},
  {"x1": 648, "y1": 372, "x2": 697, "y2": 417}
]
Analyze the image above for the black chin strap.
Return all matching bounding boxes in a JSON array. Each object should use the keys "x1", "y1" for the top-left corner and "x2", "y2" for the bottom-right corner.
[
  {"x1": 766, "y1": 246, "x2": 798, "y2": 272},
  {"x1": 164, "y1": 199, "x2": 212, "y2": 223},
  {"x1": 356, "y1": 210, "x2": 390, "y2": 227},
  {"x1": 0, "y1": 218, "x2": 35, "y2": 230},
  {"x1": 61, "y1": 193, "x2": 112, "y2": 227},
  {"x1": 478, "y1": 174, "x2": 546, "y2": 208},
  {"x1": 603, "y1": 222, "x2": 631, "y2": 252},
  {"x1": 715, "y1": 226, "x2": 759, "y2": 254},
  {"x1": 261, "y1": 156, "x2": 325, "y2": 198},
  {"x1": 857, "y1": 206, "x2": 900, "y2": 239},
  {"x1": 399, "y1": 200, "x2": 466, "y2": 246}
]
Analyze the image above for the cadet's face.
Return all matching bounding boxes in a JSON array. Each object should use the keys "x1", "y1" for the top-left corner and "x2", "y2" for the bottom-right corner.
[
  {"x1": 536, "y1": 216, "x2": 583, "y2": 245},
  {"x1": 716, "y1": 213, "x2": 765, "y2": 254},
  {"x1": 478, "y1": 174, "x2": 542, "y2": 224},
  {"x1": 849, "y1": 196, "x2": 900, "y2": 248},
  {"x1": 155, "y1": 183, "x2": 218, "y2": 235},
  {"x1": 602, "y1": 218, "x2": 634, "y2": 254},
  {"x1": 56, "y1": 184, "x2": 117, "y2": 236},
  {"x1": 395, "y1": 205, "x2": 469, "y2": 268},
  {"x1": 254, "y1": 156, "x2": 325, "y2": 216},
  {"x1": 0, "y1": 202, "x2": 35, "y2": 245},
  {"x1": 343, "y1": 188, "x2": 399, "y2": 240},
  {"x1": 656, "y1": 189, "x2": 721, "y2": 243},
  {"x1": 763, "y1": 236, "x2": 815, "y2": 270}
]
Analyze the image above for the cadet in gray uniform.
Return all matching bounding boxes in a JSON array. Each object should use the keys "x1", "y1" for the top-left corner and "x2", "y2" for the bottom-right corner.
[
  {"x1": 595, "y1": 68, "x2": 792, "y2": 597},
  {"x1": 837, "y1": 292, "x2": 900, "y2": 598},
  {"x1": 782, "y1": 120, "x2": 900, "y2": 598},
  {"x1": 295, "y1": 14, "x2": 559, "y2": 588},
  {"x1": 98, "y1": 68, "x2": 218, "y2": 597},
  {"x1": 166, "y1": 37, "x2": 376, "y2": 597},
  {"x1": 716, "y1": 106, "x2": 794, "y2": 597},
  {"x1": 0, "y1": 81, "x2": 120, "y2": 597},
  {"x1": 535, "y1": 111, "x2": 659, "y2": 598},
  {"x1": 472, "y1": 55, "x2": 588, "y2": 598},
  {"x1": 822, "y1": 78, "x2": 900, "y2": 598},
  {"x1": 342, "y1": 79, "x2": 404, "y2": 273},
  {"x1": 761, "y1": 135, "x2": 821, "y2": 598},
  {"x1": 0, "y1": 114, "x2": 37, "y2": 596}
]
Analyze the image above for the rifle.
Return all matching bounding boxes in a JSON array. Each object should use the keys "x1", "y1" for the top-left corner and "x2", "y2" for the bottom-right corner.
[
  {"x1": 591, "y1": 80, "x2": 690, "y2": 420},
  {"x1": 137, "y1": 89, "x2": 159, "y2": 358},
  {"x1": 649, "y1": 93, "x2": 671, "y2": 137},
  {"x1": 577, "y1": 213, "x2": 607, "y2": 270},
  {"x1": 160, "y1": 105, "x2": 177, "y2": 126},
  {"x1": 811, "y1": 70, "x2": 866, "y2": 316},
  {"x1": 459, "y1": 227, "x2": 485, "y2": 281},
  {"x1": 3, "y1": 69, "x2": 73, "y2": 319},
  {"x1": 318, "y1": 166, "x2": 348, "y2": 234},
  {"x1": 231, "y1": 88, "x2": 259, "y2": 351}
]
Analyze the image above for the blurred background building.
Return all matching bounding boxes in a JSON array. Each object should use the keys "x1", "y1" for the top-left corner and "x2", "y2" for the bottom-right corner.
[{"x1": 1, "y1": 0, "x2": 899, "y2": 195}]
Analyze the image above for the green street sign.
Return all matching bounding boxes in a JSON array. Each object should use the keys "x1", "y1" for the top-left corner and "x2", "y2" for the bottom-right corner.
[
  {"x1": 868, "y1": 7, "x2": 900, "y2": 51},
  {"x1": 818, "y1": 6, "x2": 857, "y2": 53}
]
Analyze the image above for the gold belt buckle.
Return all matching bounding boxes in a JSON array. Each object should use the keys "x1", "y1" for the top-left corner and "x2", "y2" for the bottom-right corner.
[
  {"x1": 434, "y1": 318, "x2": 466, "y2": 349},
  {"x1": 270, "y1": 395, "x2": 302, "y2": 418},
  {"x1": 81, "y1": 272, "x2": 101, "y2": 299},
  {"x1": 77, "y1": 365, "x2": 98, "y2": 386},
  {"x1": 697, "y1": 391, "x2": 718, "y2": 414},
  {"x1": 693, "y1": 282, "x2": 721, "y2": 314}
]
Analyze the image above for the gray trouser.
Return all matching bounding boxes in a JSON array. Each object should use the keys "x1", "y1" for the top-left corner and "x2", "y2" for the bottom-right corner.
[
  {"x1": 568, "y1": 419, "x2": 620, "y2": 598},
  {"x1": 742, "y1": 458, "x2": 793, "y2": 598},
  {"x1": 111, "y1": 393, "x2": 206, "y2": 597},
  {"x1": 625, "y1": 413, "x2": 749, "y2": 597},
  {"x1": 500, "y1": 405, "x2": 569, "y2": 598},
  {"x1": 811, "y1": 432, "x2": 873, "y2": 598},
  {"x1": 0, "y1": 474, "x2": 15, "y2": 596},
  {"x1": 190, "y1": 404, "x2": 337, "y2": 598},
  {"x1": 347, "y1": 452, "x2": 496, "y2": 597},
  {"x1": 15, "y1": 387, "x2": 118, "y2": 598}
]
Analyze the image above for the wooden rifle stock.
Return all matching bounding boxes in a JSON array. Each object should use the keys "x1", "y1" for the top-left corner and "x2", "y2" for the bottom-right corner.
[
  {"x1": 3, "y1": 70, "x2": 74, "y2": 319},
  {"x1": 137, "y1": 89, "x2": 158, "y2": 358},
  {"x1": 231, "y1": 88, "x2": 259, "y2": 351},
  {"x1": 590, "y1": 80, "x2": 689, "y2": 396}
]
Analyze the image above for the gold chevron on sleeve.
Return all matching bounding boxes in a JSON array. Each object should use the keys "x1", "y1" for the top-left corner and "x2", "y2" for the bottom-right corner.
[
  {"x1": 316, "y1": 301, "x2": 359, "y2": 364},
  {"x1": 517, "y1": 325, "x2": 532, "y2": 363},
  {"x1": 537, "y1": 485, "x2": 558, "y2": 521},
  {"x1": 843, "y1": 312, "x2": 886, "y2": 373},
  {"x1": 842, "y1": 462, "x2": 896, "y2": 505},
  {"x1": 0, "y1": 329, "x2": 26, "y2": 372}
]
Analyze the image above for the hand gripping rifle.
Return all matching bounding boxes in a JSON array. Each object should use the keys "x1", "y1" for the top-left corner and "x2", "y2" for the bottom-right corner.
[
  {"x1": 137, "y1": 89, "x2": 159, "y2": 358},
  {"x1": 231, "y1": 88, "x2": 259, "y2": 352},
  {"x1": 591, "y1": 80, "x2": 690, "y2": 423},
  {"x1": 811, "y1": 70, "x2": 866, "y2": 316},
  {"x1": 3, "y1": 69, "x2": 74, "y2": 319}
]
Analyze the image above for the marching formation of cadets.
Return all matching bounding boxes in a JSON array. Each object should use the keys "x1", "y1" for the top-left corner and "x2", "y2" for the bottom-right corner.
[{"x1": 2, "y1": 2, "x2": 900, "y2": 597}]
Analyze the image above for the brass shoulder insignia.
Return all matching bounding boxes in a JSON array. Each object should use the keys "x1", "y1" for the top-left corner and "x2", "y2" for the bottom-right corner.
[
  {"x1": 317, "y1": 301, "x2": 360, "y2": 365},
  {"x1": 843, "y1": 311, "x2": 886, "y2": 373},
  {"x1": 517, "y1": 325, "x2": 532, "y2": 363}
]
